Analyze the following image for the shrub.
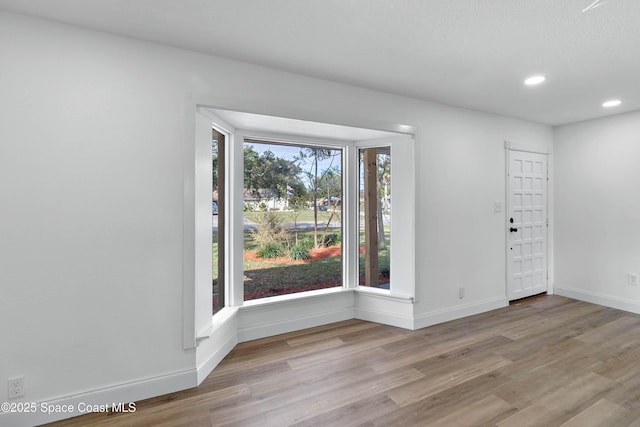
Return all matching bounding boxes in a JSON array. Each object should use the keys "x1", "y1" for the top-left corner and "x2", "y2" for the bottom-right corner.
[
  {"x1": 250, "y1": 211, "x2": 289, "y2": 248},
  {"x1": 297, "y1": 236, "x2": 315, "y2": 249},
  {"x1": 258, "y1": 243, "x2": 285, "y2": 259},
  {"x1": 289, "y1": 244, "x2": 311, "y2": 260},
  {"x1": 322, "y1": 233, "x2": 340, "y2": 247}
]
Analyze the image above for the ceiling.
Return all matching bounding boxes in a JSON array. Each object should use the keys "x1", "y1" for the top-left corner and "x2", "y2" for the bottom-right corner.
[{"x1": 2, "y1": 0, "x2": 639, "y2": 126}]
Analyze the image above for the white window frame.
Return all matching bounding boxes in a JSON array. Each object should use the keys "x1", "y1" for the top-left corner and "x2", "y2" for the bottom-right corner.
[
  {"x1": 234, "y1": 130, "x2": 353, "y2": 303},
  {"x1": 354, "y1": 136, "x2": 415, "y2": 300},
  {"x1": 184, "y1": 99, "x2": 416, "y2": 349}
]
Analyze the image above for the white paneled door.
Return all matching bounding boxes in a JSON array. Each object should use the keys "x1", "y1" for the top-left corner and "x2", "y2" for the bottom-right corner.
[{"x1": 507, "y1": 150, "x2": 548, "y2": 301}]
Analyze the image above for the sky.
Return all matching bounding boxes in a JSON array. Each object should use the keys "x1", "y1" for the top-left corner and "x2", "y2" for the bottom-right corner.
[{"x1": 245, "y1": 140, "x2": 342, "y2": 174}]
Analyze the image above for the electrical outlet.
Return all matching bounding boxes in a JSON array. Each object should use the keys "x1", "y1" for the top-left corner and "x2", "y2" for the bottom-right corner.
[
  {"x1": 458, "y1": 287, "x2": 465, "y2": 299},
  {"x1": 629, "y1": 273, "x2": 639, "y2": 286},
  {"x1": 8, "y1": 376, "x2": 24, "y2": 399}
]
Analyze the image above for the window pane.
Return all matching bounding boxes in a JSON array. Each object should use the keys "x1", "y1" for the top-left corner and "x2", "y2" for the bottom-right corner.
[
  {"x1": 359, "y1": 147, "x2": 391, "y2": 288},
  {"x1": 212, "y1": 129, "x2": 225, "y2": 314},
  {"x1": 243, "y1": 140, "x2": 343, "y2": 301}
]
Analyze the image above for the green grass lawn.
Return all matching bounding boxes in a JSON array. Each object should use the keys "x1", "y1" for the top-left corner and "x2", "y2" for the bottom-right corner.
[
  {"x1": 244, "y1": 209, "x2": 340, "y2": 225},
  {"x1": 358, "y1": 230, "x2": 390, "y2": 281},
  {"x1": 244, "y1": 251, "x2": 343, "y2": 299},
  {"x1": 212, "y1": 225, "x2": 391, "y2": 302}
]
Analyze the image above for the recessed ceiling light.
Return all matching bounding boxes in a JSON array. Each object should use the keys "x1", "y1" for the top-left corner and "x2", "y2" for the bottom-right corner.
[
  {"x1": 524, "y1": 75, "x2": 546, "y2": 86},
  {"x1": 602, "y1": 99, "x2": 622, "y2": 108}
]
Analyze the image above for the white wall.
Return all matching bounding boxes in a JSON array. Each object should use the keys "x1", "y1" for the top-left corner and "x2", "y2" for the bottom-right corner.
[
  {"x1": 554, "y1": 111, "x2": 640, "y2": 310},
  {"x1": 412, "y1": 108, "x2": 553, "y2": 326},
  {"x1": 0, "y1": 10, "x2": 552, "y2": 421}
]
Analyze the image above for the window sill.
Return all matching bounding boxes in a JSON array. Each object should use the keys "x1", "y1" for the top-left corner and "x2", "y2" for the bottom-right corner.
[
  {"x1": 355, "y1": 285, "x2": 415, "y2": 303},
  {"x1": 239, "y1": 286, "x2": 352, "y2": 309},
  {"x1": 236, "y1": 285, "x2": 415, "y2": 311},
  {"x1": 197, "y1": 306, "x2": 239, "y2": 342}
]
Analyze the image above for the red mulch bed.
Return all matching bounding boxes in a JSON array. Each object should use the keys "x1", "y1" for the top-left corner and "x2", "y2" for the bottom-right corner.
[
  {"x1": 244, "y1": 245, "x2": 342, "y2": 264},
  {"x1": 211, "y1": 246, "x2": 387, "y2": 304},
  {"x1": 214, "y1": 272, "x2": 390, "y2": 305}
]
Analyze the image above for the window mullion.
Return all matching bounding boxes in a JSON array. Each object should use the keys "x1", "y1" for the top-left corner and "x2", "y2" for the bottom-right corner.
[
  {"x1": 228, "y1": 131, "x2": 246, "y2": 307},
  {"x1": 343, "y1": 144, "x2": 359, "y2": 289}
]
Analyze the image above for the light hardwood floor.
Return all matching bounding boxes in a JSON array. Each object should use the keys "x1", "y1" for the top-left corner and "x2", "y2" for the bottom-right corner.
[{"x1": 46, "y1": 295, "x2": 640, "y2": 426}]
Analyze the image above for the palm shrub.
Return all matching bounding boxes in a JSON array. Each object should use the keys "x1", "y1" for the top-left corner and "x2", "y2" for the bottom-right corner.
[
  {"x1": 289, "y1": 243, "x2": 311, "y2": 260},
  {"x1": 258, "y1": 243, "x2": 285, "y2": 259}
]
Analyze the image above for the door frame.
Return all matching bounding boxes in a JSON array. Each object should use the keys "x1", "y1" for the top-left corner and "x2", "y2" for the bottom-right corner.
[{"x1": 504, "y1": 141, "x2": 553, "y2": 300}]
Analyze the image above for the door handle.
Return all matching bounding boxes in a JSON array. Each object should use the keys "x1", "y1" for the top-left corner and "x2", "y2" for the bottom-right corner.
[{"x1": 510, "y1": 227, "x2": 518, "y2": 232}]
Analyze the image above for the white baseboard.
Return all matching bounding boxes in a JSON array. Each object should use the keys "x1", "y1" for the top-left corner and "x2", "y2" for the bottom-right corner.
[
  {"x1": 413, "y1": 296, "x2": 507, "y2": 330},
  {"x1": 555, "y1": 286, "x2": 640, "y2": 314},
  {"x1": 0, "y1": 369, "x2": 197, "y2": 427},
  {"x1": 354, "y1": 306, "x2": 414, "y2": 329},
  {"x1": 237, "y1": 307, "x2": 355, "y2": 342},
  {"x1": 196, "y1": 332, "x2": 237, "y2": 385}
]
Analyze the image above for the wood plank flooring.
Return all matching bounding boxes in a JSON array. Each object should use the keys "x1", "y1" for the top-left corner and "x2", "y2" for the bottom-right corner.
[{"x1": 45, "y1": 295, "x2": 640, "y2": 426}]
